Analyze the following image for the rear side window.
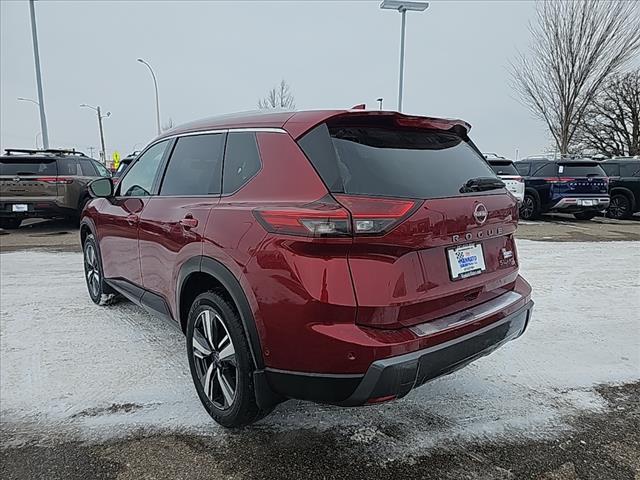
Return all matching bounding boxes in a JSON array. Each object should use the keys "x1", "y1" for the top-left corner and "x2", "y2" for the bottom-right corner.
[
  {"x1": 489, "y1": 161, "x2": 519, "y2": 175},
  {"x1": 558, "y1": 163, "x2": 606, "y2": 177},
  {"x1": 0, "y1": 158, "x2": 57, "y2": 176},
  {"x1": 298, "y1": 124, "x2": 497, "y2": 199},
  {"x1": 160, "y1": 133, "x2": 225, "y2": 196},
  {"x1": 602, "y1": 163, "x2": 620, "y2": 176},
  {"x1": 223, "y1": 132, "x2": 261, "y2": 194},
  {"x1": 620, "y1": 162, "x2": 640, "y2": 177},
  {"x1": 514, "y1": 162, "x2": 530, "y2": 176}
]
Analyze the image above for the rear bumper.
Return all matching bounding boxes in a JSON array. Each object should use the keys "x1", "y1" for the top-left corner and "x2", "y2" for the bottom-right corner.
[
  {"x1": 551, "y1": 197, "x2": 609, "y2": 211},
  {"x1": 265, "y1": 294, "x2": 533, "y2": 405},
  {"x1": 0, "y1": 199, "x2": 74, "y2": 219}
]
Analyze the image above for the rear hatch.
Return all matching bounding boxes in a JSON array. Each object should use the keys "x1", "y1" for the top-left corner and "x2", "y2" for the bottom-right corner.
[
  {"x1": 553, "y1": 162, "x2": 608, "y2": 197},
  {"x1": 0, "y1": 156, "x2": 59, "y2": 199},
  {"x1": 297, "y1": 115, "x2": 519, "y2": 329}
]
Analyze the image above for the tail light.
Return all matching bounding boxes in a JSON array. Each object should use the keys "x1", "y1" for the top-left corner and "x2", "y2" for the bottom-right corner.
[
  {"x1": 254, "y1": 196, "x2": 350, "y2": 237},
  {"x1": 254, "y1": 195, "x2": 420, "y2": 238},
  {"x1": 35, "y1": 176, "x2": 73, "y2": 184},
  {"x1": 334, "y1": 194, "x2": 420, "y2": 235}
]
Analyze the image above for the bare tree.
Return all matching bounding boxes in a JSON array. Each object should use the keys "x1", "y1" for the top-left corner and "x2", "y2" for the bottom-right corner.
[
  {"x1": 511, "y1": 0, "x2": 640, "y2": 155},
  {"x1": 575, "y1": 69, "x2": 639, "y2": 157},
  {"x1": 258, "y1": 79, "x2": 296, "y2": 110}
]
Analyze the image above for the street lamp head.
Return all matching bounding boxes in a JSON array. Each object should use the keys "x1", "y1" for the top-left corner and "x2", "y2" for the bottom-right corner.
[
  {"x1": 106, "y1": 112, "x2": 111, "y2": 117},
  {"x1": 380, "y1": 0, "x2": 429, "y2": 11}
]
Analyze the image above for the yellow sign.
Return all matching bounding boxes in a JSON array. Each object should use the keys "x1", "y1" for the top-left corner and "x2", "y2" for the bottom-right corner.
[{"x1": 112, "y1": 151, "x2": 121, "y2": 169}]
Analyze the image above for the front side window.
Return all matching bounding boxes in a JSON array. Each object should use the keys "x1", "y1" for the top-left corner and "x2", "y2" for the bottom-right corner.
[
  {"x1": 223, "y1": 132, "x2": 261, "y2": 194},
  {"x1": 119, "y1": 141, "x2": 169, "y2": 197},
  {"x1": 160, "y1": 133, "x2": 225, "y2": 196}
]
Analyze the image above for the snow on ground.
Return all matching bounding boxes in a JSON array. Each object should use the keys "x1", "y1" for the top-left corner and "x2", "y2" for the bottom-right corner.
[{"x1": 1, "y1": 241, "x2": 639, "y2": 455}]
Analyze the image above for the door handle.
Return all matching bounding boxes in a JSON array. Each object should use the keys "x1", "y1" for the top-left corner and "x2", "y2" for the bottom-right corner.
[
  {"x1": 179, "y1": 215, "x2": 198, "y2": 230},
  {"x1": 126, "y1": 214, "x2": 138, "y2": 226}
]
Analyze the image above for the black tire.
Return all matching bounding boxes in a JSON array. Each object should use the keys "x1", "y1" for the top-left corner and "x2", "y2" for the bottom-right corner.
[
  {"x1": 186, "y1": 291, "x2": 271, "y2": 427},
  {"x1": 573, "y1": 211, "x2": 597, "y2": 221},
  {"x1": 82, "y1": 233, "x2": 117, "y2": 305},
  {"x1": 519, "y1": 193, "x2": 540, "y2": 220},
  {"x1": 607, "y1": 194, "x2": 632, "y2": 220},
  {"x1": 0, "y1": 218, "x2": 22, "y2": 229}
]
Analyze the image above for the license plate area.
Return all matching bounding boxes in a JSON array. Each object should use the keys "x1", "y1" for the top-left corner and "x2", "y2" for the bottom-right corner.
[
  {"x1": 12, "y1": 204, "x2": 28, "y2": 212},
  {"x1": 447, "y1": 243, "x2": 486, "y2": 280},
  {"x1": 579, "y1": 199, "x2": 594, "y2": 206}
]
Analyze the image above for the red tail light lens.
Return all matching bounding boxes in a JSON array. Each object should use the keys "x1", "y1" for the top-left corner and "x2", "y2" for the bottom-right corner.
[
  {"x1": 35, "y1": 176, "x2": 73, "y2": 184},
  {"x1": 254, "y1": 196, "x2": 350, "y2": 237},
  {"x1": 254, "y1": 195, "x2": 420, "y2": 238},
  {"x1": 334, "y1": 194, "x2": 421, "y2": 235}
]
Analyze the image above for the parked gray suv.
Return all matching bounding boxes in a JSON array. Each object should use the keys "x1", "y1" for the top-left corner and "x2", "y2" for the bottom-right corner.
[{"x1": 0, "y1": 149, "x2": 111, "y2": 229}]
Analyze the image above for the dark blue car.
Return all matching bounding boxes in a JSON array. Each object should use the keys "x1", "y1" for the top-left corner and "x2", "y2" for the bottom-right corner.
[{"x1": 514, "y1": 159, "x2": 609, "y2": 220}]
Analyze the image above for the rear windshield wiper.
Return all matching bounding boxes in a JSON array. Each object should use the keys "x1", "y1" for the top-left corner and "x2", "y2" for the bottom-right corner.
[{"x1": 460, "y1": 177, "x2": 505, "y2": 193}]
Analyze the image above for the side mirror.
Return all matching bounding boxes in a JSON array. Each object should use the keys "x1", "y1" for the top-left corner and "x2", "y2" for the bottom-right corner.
[{"x1": 88, "y1": 177, "x2": 114, "y2": 198}]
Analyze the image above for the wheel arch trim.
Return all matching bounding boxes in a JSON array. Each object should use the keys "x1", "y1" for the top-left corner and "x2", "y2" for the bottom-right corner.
[{"x1": 177, "y1": 256, "x2": 264, "y2": 370}]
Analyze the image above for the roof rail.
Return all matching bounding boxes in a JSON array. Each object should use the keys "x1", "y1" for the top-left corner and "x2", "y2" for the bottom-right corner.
[{"x1": 4, "y1": 148, "x2": 87, "y2": 157}]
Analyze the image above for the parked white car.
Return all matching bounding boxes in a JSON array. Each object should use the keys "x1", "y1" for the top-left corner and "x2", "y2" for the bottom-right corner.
[{"x1": 484, "y1": 154, "x2": 525, "y2": 204}]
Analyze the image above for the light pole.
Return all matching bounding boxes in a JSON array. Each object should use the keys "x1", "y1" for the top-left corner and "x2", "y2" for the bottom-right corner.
[
  {"x1": 380, "y1": 0, "x2": 429, "y2": 112},
  {"x1": 137, "y1": 58, "x2": 161, "y2": 135},
  {"x1": 376, "y1": 98, "x2": 384, "y2": 110},
  {"x1": 80, "y1": 104, "x2": 110, "y2": 164},
  {"x1": 28, "y1": 0, "x2": 49, "y2": 149}
]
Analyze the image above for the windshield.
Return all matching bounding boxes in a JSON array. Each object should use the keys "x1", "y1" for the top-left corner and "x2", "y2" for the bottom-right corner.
[
  {"x1": 298, "y1": 124, "x2": 499, "y2": 200},
  {"x1": 0, "y1": 158, "x2": 57, "y2": 176}
]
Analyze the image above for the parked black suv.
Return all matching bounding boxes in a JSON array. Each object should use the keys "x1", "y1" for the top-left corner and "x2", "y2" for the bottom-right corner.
[
  {"x1": 600, "y1": 158, "x2": 640, "y2": 219},
  {"x1": 514, "y1": 158, "x2": 609, "y2": 220}
]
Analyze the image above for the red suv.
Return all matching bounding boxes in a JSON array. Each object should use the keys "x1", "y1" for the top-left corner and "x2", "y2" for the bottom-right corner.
[{"x1": 81, "y1": 110, "x2": 533, "y2": 427}]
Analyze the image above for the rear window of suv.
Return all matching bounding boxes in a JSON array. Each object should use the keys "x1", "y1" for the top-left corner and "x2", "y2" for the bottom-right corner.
[
  {"x1": 489, "y1": 161, "x2": 519, "y2": 176},
  {"x1": 298, "y1": 123, "x2": 498, "y2": 200},
  {"x1": 0, "y1": 157, "x2": 57, "y2": 176},
  {"x1": 558, "y1": 162, "x2": 606, "y2": 177}
]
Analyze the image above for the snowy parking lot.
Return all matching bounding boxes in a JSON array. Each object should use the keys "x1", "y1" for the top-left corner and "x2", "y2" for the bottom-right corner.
[{"x1": 1, "y1": 239, "x2": 639, "y2": 479}]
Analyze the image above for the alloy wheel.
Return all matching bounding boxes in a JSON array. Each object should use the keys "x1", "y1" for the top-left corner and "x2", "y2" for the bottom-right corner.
[
  {"x1": 609, "y1": 196, "x2": 629, "y2": 219},
  {"x1": 520, "y1": 196, "x2": 535, "y2": 219},
  {"x1": 192, "y1": 308, "x2": 237, "y2": 410},
  {"x1": 84, "y1": 243, "x2": 101, "y2": 298}
]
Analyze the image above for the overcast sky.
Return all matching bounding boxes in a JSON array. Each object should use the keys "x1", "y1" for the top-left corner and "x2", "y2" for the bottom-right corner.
[{"x1": 2, "y1": 0, "x2": 554, "y2": 160}]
